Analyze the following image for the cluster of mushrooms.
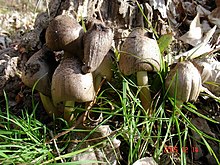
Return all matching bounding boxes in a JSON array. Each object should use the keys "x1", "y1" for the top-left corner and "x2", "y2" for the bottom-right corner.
[
  {"x1": 21, "y1": 14, "x2": 220, "y2": 123},
  {"x1": 22, "y1": 14, "x2": 114, "y2": 123}
]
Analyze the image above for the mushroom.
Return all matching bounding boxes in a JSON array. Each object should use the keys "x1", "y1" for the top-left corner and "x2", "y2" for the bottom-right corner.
[
  {"x1": 21, "y1": 45, "x2": 61, "y2": 116},
  {"x1": 45, "y1": 14, "x2": 84, "y2": 58},
  {"x1": 165, "y1": 61, "x2": 201, "y2": 107},
  {"x1": 51, "y1": 53, "x2": 96, "y2": 123},
  {"x1": 82, "y1": 23, "x2": 113, "y2": 73},
  {"x1": 92, "y1": 50, "x2": 114, "y2": 92},
  {"x1": 119, "y1": 27, "x2": 161, "y2": 112}
]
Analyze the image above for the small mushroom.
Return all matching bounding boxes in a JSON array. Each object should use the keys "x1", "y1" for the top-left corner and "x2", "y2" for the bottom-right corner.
[
  {"x1": 93, "y1": 50, "x2": 114, "y2": 91},
  {"x1": 21, "y1": 46, "x2": 60, "y2": 116},
  {"x1": 119, "y1": 27, "x2": 161, "y2": 112},
  {"x1": 82, "y1": 23, "x2": 113, "y2": 73},
  {"x1": 45, "y1": 14, "x2": 84, "y2": 58},
  {"x1": 51, "y1": 53, "x2": 96, "y2": 123},
  {"x1": 165, "y1": 61, "x2": 201, "y2": 107}
]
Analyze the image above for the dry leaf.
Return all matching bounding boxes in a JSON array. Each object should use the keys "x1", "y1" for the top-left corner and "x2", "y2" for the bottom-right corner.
[
  {"x1": 179, "y1": 13, "x2": 202, "y2": 46},
  {"x1": 167, "y1": 0, "x2": 185, "y2": 27},
  {"x1": 172, "y1": 25, "x2": 216, "y2": 63},
  {"x1": 133, "y1": 157, "x2": 158, "y2": 165},
  {"x1": 149, "y1": 0, "x2": 167, "y2": 18},
  {"x1": 196, "y1": 5, "x2": 211, "y2": 17},
  {"x1": 208, "y1": 7, "x2": 220, "y2": 27},
  {"x1": 191, "y1": 117, "x2": 215, "y2": 137},
  {"x1": 201, "y1": 20, "x2": 212, "y2": 33},
  {"x1": 182, "y1": 2, "x2": 197, "y2": 16},
  {"x1": 0, "y1": 50, "x2": 20, "y2": 93},
  {"x1": 216, "y1": 0, "x2": 220, "y2": 7},
  {"x1": 67, "y1": 121, "x2": 121, "y2": 164}
]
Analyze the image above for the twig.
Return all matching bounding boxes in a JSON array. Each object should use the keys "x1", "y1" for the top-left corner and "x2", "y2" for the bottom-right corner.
[
  {"x1": 46, "y1": 113, "x2": 85, "y2": 144},
  {"x1": 49, "y1": 131, "x2": 64, "y2": 163}
]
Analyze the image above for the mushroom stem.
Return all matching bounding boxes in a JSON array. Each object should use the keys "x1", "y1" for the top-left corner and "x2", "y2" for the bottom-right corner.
[
  {"x1": 174, "y1": 100, "x2": 184, "y2": 110},
  {"x1": 136, "y1": 71, "x2": 152, "y2": 112},
  {"x1": 39, "y1": 93, "x2": 62, "y2": 117},
  {"x1": 64, "y1": 101, "x2": 75, "y2": 123},
  {"x1": 94, "y1": 74, "x2": 103, "y2": 92}
]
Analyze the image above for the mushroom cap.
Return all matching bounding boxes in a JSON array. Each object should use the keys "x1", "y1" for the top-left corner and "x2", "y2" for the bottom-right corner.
[
  {"x1": 21, "y1": 46, "x2": 58, "y2": 96},
  {"x1": 165, "y1": 61, "x2": 201, "y2": 103},
  {"x1": 119, "y1": 27, "x2": 161, "y2": 76},
  {"x1": 82, "y1": 23, "x2": 113, "y2": 73},
  {"x1": 45, "y1": 15, "x2": 84, "y2": 56},
  {"x1": 93, "y1": 50, "x2": 114, "y2": 81},
  {"x1": 51, "y1": 54, "x2": 95, "y2": 106}
]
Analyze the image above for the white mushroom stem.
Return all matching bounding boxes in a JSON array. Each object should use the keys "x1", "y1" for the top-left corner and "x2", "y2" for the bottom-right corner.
[
  {"x1": 39, "y1": 93, "x2": 62, "y2": 117},
  {"x1": 64, "y1": 101, "x2": 75, "y2": 123},
  {"x1": 136, "y1": 71, "x2": 152, "y2": 111}
]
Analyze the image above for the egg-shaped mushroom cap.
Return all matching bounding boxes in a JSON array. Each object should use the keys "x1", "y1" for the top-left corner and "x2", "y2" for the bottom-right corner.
[
  {"x1": 51, "y1": 55, "x2": 95, "y2": 106},
  {"x1": 45, "y1": 15, "x2": 84, "y2": 56},
  {"x1": 21, "y1": 46, "x2": 58, "y2": 96},
  {"x1": 82, "y1": 23, "x2": 113, "y2": 73},
  {"x1": 119, "y1": 28, "x2": 161, "y2": 76},
  {"x1": 165, "y1": 61, "x2": 201, "y2": 103}
]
